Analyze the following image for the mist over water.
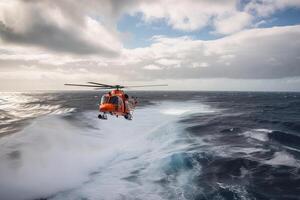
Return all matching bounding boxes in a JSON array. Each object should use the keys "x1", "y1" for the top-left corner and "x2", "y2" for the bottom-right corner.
[{"x1": 0, "y1": 92, "x2": 300, "y2": 200}]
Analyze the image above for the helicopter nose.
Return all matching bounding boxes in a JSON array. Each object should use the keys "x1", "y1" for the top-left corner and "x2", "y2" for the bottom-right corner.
[{"x1": 99, "y1": 103, "x2": 115, "y2": 112}]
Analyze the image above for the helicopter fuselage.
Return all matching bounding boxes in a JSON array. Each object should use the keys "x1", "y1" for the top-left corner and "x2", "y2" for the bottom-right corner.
[{"x1": 99, "y1": 89, "x2": 137, "y2": 120}]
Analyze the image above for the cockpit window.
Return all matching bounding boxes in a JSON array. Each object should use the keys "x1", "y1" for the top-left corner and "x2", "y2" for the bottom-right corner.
[
  {"x1": 108, "y1": 96, "x2": 119, "y2": 105},
  {"x1": 101, "y1": 95, "x2": 109, "y2": 104}
]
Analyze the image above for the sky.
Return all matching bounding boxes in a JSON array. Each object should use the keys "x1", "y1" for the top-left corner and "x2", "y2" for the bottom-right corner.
[{"x1": 0, "y1": 0, "x2": 300, "y2": 91}]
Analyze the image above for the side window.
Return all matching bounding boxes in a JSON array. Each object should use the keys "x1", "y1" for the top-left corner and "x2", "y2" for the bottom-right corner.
[{"x1": 101, "y1": 95, "x2": 109, "y2": 104}]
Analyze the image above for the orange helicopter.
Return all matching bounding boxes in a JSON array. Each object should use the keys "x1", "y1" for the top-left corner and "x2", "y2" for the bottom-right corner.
[{"x1": 64, "y1": 82, "x2": 167, "y2": 120}]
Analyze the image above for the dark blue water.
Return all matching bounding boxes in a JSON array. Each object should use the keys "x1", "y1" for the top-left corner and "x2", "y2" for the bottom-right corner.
[{"x1": 0, "y1": 91, "x2": 299, "y2": 200}]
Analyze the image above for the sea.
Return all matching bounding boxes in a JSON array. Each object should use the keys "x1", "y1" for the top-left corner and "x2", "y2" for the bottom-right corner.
[{"x1": 0, "y1": 91, "x2": 299, "y2": 200}]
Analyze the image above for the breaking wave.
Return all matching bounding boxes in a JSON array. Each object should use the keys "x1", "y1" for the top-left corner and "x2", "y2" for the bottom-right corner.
[{"x1": 0, "y1": 101, "x2": 215, "y2": 200}]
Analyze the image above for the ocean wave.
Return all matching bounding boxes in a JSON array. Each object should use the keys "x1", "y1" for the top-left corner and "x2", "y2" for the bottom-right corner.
[
  {"x1": 0, "y1": 101, "x2": 215, "y2": 200},
  {"x1": 242, "y1": 129, "x2": 271, "y2": 142},
  {"x1": 268, "y1": 130, "x2": 300, "y2": 149},
  {"x1": 1, "y1": 92, "x2": 300, "y2": 200},
  {"x1": 264, "y1": 151, "x2": 300, "y2": 167},
  {"x1": 0, "y1": 93, "x2": 76, "y2": 136}
]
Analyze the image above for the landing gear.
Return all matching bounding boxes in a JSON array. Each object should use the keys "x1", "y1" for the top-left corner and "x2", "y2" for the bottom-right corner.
[
  {"x1": 98, "y1": 113, "x2": 107, "y2": 120},
  {"x1": 124, "y1": 113, "x2": 132, "y2": 120}
]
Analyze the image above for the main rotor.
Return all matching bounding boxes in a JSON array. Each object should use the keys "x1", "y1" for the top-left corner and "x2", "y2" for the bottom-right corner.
[{"x1": 64, "y1": 82, "x2": 167, "y2": 90}]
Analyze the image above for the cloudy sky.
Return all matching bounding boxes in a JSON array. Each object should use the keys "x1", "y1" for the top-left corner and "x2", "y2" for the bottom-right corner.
[{"x1": 0, "y1": 0, "x2": 300, "y2": 91}]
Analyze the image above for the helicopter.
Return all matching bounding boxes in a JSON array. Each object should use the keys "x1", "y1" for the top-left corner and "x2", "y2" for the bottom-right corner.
[{"x1": 64, "y1": 82, "x2": 167, "y2": 120}]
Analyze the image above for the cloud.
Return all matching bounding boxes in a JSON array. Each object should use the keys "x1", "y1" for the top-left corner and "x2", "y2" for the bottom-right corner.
[
  {"x1": 245, "y1": 0, "x2": 300, "y2": 17},
  {"x1": 1, "y1": 0, "x2": 298, "y2": 58},
  {"x1": 115, "y1": 0, "x2": 300, "y2": 34},
  {"x1": 191, "y1": 62, "x2": 209, "y2": 68},
  {"x1": 143, "y1": 64, "x2": 162, "y2": 70},
  {"x1": 127, "y1": 0, "x2": 244, "y2": 33},
  {"x1": 0, "y1": 0, "x2": 121, "y2": 56},
  {"x1": 0, "y1": 1, "x2": 300, "y2": 91},
  {"x1": 111, "y1": 0, "x2": 296, "y2": 34},
  {"x1": 156, "y1": 58, "x2": 180, "y2": 67},
  {"x1": 214, "y1": 12, "x2": 253, "y2": 35},
  {"x1": 2, "y1": 25, "x2": 300, "y2": 84},
  {"x1": 106, "y1": 25, "x2": 300, "y2": 80}
]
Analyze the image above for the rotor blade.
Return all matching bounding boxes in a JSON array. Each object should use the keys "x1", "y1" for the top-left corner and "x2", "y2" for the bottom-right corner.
[
  {"x1": 87, "y1": 82, "x2": 114, "y2": 87},
  {"x1": 64, "y1": 83, "x2": 111, "y2": 88},
  {"x1": 93, "y1": 87, "x2": 114, "y2": 90},
  {"x1": 125, "y1": 84, "x2": 168, "y2": 88}
]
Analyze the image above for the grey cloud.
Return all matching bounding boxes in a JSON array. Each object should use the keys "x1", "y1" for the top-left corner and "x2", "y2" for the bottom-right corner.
[
  {"x1": 0, "y1": 0, "x2": 121, "y2": 56},
  {"x1": 0, "y1": 21, "x2": 118, "y2": 56}
]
